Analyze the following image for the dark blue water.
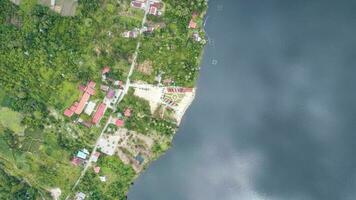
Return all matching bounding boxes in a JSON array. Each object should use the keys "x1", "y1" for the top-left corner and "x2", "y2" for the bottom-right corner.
[{"x1": 128, "y1": 0, "x2": 356, "y2": 199}]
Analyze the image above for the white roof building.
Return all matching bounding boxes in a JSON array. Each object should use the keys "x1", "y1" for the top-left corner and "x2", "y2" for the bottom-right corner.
[
  {"x1": 84, "y1": 101, "x2": 96, "y2": 116},
  {"x1": 75, "y1": 192, "x2": 86, "y2": 200},
  {"x1": 100, "y1": 176, "x2": 107, "y2": 182}
]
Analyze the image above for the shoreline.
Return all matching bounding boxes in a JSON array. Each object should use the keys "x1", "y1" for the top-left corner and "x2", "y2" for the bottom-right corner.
[{"x1": 126, "y1": 1, "x2": 210, "y2": 197}]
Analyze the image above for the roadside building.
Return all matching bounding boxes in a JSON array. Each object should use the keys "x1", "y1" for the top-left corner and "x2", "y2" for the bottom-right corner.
[
  {"x1": 106, "y1": 89, "x2": 115, "y2": 99},
  {"x1": 122, "y1": 29, "x2": 139, "y2": 38},
  {"x1": 71, "y1": 157, "x2": 82, "y2": 166},
  {"x1": 92, "y1": 103, "x2": 107, "y2": 124},
  {"x1": 115, "y1": 119, "x2": 124, "y2": 127},
  {"x1": 76, "y1": 150, "x2": 88, "y2": 160},
  {"x1": 92, "y1": 152, "x2": 101, "y2": 163},
  {"x1": 100, "y1": 85, "x2": 109, "y2": 92},
  {"x1": 114, "y1": 80, "x2": 123, "y2": 87},
  {"x1": 149, "y1": 5, "x2": 158, "y2": 15}
]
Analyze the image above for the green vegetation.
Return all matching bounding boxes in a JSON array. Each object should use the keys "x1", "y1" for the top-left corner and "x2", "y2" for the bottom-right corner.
[
  {"x1": 117, "y1": 89, "x2": 177, "y2": 136},
  {"x1": 76, "y1": 156, "x2": 135, "y2": 200},
  {"x1": 0, "y1": 0, "x2": 207, "y2": 198},
  {"x1": 0, "y1": 166, "x2": 43, "y2": 200},
  {"x1": 133, "y1": 0, "x2": 208, "y2": 87},
  {"x1": 0, "y1": 107, "x2": 25, "y2": 134}
]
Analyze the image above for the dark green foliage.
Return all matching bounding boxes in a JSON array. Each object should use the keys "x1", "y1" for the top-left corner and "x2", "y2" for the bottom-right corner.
[
  {"x1": 0, "y1": 167, "x2": 39, "y2": 200},
  {"x1": 77, "y1": 156, "x2": 135, "y2": 200},
  {"x1": 117, "y1": 89, "x2": 177, "y2": 135}
]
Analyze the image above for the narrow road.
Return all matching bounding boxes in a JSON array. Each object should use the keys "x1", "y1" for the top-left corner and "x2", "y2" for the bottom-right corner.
[
  {"x1": 65, "y1": 1, "x2": 151, "y2": 199},
  {"x1": 118, "y1": 0, "x2": 150, "y2": 103},
  {"x1": 66, "y1": 116, "x2": 112, "y2": 199}
]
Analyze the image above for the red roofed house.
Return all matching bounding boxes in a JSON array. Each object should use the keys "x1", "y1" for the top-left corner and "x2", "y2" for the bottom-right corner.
[
  {"x1": 124, "y1": 108, "x2": 132, "y2": 117},
  {"x1": 64, "y1": 109, "x2": 74, "y2": 117},
  {"x1": 183, "y1": 88, "x2": 193, "y2": 92},
  {"x1": 189, "y1": 13, "x2": 198, "y2": 29},
  {"x1": 115, "y1": 119, "x2": 124, "y2": 127},
  {"x1": 75, "y1": 92, "x2": 91, "y2": 115},
  {"x1": 102, "y1": 66, "x2": 110, "y2": 74},
  {"x1": 189, "y1": 19, "x2": 197, "y2": 29},
  {"x1": 92, "y1": 103, "x2": 107, "y2": 124},
  {"x1": 74, "y1": 81, "x2": 96, "y2": 115},
  {"x1": 64, "y1": 102, "x2": 78, "y2": 117},
  {"x1": 94, "y1": 166, "x2": 101, "y2": 174},
  {"x1": 71, "y1": 157, "x2": 82, "y2": 166},
  {"x1": 131, "y1": 1, "x2": 145, "y2": 9},
  {"x1": 149, "y1": 5, "x2": 158, "y2": 15}
]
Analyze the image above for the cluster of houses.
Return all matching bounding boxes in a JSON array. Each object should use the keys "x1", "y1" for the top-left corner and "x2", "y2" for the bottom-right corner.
[
  {"x1": 71, "y1": 148, "x2": 106, "y2": 179},
  {"x1": 64, "y1": 81, "x2": 96, "y2": 118},
  {"x1": 71, "y1": 149, "x2": 100, "y2": 166},
  {"x1": 131, "y1": 0, "x2": 162, "y2": 16},
  {"x1": 188, "y1": 13, "x2": 204, "y2": 43},
  {"x1": 63, "y1": 67, "x2": 124, "y2": 128},
  {"x1": 162, "y1": 87, "x2": 193, "y2": 107},
  {"x1": 122, "y1": 25, "x2": 156, "y2": 38}
]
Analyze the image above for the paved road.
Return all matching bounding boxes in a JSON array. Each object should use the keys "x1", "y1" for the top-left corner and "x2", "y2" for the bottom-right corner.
[
  {"x1": 118, "y1": 0, "x2": 150, "y2": 103},
  {"x1": 65, "y1": 1, "x2": 151, "y2": 199}
]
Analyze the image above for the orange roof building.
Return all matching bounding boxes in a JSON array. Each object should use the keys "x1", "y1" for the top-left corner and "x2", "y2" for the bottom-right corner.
[
  {"x1": 115, "y1": 119, "x2": 124, "y2": 127},
  {"x1": 64, "y1": 81, "x2": 96, "y2": 117},
  {"x1": 75, "y1": 92, "x2": 91, "y2": 115},
  {"x1": 92, "y1": 103, "x2": 106, "y2": 124},
  {"x1": 189, "y1": 19, "x2": 197, "y2": 29}
]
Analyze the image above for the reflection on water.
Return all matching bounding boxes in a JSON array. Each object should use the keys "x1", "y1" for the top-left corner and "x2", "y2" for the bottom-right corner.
[{"x1": 129, "y1": 0, "x2": 356, "y2": 199}]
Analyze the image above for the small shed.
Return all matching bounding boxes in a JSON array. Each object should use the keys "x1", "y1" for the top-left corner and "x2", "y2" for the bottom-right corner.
[
  {"x1": 94, "y1": 166, "x2": 101, "y2": 174},
  {"x1": 124, "y1": 108, "x2": 132, "y2": 117},
  {"x1": 115, "y1": 119, "x2": 124, "y2": 127},
  {"x1": 102, "y1": 66, "x2": 110, "y2": 74}
]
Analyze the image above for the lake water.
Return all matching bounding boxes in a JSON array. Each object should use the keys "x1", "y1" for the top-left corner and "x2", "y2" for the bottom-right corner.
[{"x1": 128, "y1": 0, "x2": 356, "y2": 199}]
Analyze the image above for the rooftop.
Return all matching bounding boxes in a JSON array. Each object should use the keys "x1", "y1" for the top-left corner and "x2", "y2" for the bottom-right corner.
[
  {"x1": 92, "y1": 103, "x2": 107, "y2": 124},
  {"x1": 115, "y1": 119, "x2": 124, "y2": 127}
]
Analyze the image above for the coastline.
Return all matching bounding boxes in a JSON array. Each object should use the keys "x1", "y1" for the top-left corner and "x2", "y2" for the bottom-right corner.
[{"x1": 126, "y1": 1, "x2": 210, "y2": 197}]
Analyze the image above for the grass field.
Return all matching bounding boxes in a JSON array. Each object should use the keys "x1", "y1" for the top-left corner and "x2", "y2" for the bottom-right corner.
[{"x1": 0, "y1": 107, "x2": 25, "y2": 134}]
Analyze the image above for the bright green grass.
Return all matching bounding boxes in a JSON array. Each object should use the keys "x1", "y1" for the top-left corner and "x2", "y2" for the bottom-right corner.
[{"x1": 0, "y1": 107, "x2": 25, "y2": 134}]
